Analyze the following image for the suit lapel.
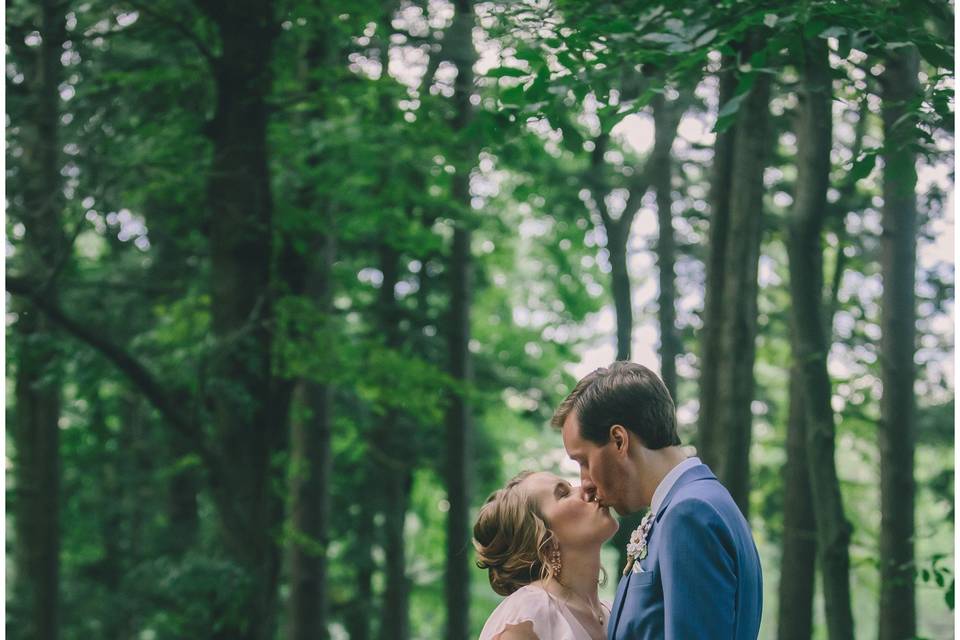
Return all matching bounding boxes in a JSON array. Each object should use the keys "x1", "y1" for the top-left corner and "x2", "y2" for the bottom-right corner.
[
  {"x1": 607, "y1": 573, "x2": 631, "y2": 639},
  {"x1": 608, "y1": 463, "x2": 719, "y2": 639}
]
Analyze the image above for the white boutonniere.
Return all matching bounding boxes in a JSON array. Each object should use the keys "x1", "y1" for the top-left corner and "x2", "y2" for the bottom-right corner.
[{"x1": 623, "y1": 510, "x2": 654, "y2": 575}]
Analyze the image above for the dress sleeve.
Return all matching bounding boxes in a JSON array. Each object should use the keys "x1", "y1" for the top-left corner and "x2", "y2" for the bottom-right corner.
[{"x1": 477, "y1": 587, "x2": 576, "y2": 640}]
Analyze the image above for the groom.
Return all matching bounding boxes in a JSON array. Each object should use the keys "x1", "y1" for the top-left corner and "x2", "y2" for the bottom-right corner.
[{"x1": 553, "y1": 361, "x2": 763, "y2": 639}]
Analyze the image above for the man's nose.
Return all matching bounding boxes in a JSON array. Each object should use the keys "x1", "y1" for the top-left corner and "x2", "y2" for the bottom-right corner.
[{"x1": 580, "y1": 473, "x2": 597, "y2": 500}]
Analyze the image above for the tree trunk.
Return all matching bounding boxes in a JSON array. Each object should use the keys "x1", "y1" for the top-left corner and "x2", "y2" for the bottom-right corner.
[
  {"x1": 608, "y1": 225, "x2": 634, "y2": 361},
  {"x1": 375, "y1": 241, "x2": 415, "y2": 640},
  {"x1": 786, "y1": 37, "x2": 855, "y2": 640},
  {"x1": 196, "y1": 3, "x2": 286, "y2": 638},
  {"x1": 780, "y1": 55, "x2": 867, "y2": 640},
  {"x1": 10, "y1": 2, "x2": 67, "y2": 638},
  {"x1": 608, "y1": 90, "x2": 686, "y2": 576},
  {"x1": 288, "y1": 380, "x2": 334, "y2": 640},
  {"x1": 777, "y1": 371, "x2": 817, "y2": 640},
  {"x1": 650, "y1": 92, "x2": 685, "y2": 401},
  {"x1": 878, "y1": 46, "x2": 920, "y2": 640},
  {"x1": 380, "y1": 471, "x2": 414, "y2": 640},
  {"x1": 287, "y1": 231, "x2": 336, "y2": 640},
  {"x1": 445, "y1": 3, "x2": 477, "y2": 638},
  {"x1": 702, "y1": 35, "x2": 771, "y2": 515},
  {"x1": 697, "y1": 56, "x2": 737, "y2": 467},
  {"x1": 606, "y1": 216, "x2": 646, "y2": 575},
  {"x1": 166, "y1": 427, "x2": 200, "y2": 555},
  {"x1": 346, "y1": 506, "x2": 376, "y2": 640}
]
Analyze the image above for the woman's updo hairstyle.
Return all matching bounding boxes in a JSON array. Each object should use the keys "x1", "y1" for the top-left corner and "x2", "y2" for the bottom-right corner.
[{"x1": 472, "y1": 471, "x2": 557, "y2": 596}]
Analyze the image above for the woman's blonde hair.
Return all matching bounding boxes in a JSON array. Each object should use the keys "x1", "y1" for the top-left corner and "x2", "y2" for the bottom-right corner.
[{"x1": 472, "y1": 471, "x2": 558, "y2": 596}]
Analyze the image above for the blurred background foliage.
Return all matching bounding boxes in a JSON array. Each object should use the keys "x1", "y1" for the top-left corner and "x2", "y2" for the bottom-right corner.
[{"x1": 5, "y1": 0, "x2": 954, "y2": 639}]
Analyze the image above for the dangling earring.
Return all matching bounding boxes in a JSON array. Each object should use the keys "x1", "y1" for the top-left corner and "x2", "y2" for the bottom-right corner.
[{"x1": 551, "y1": 545, "x2": 562, "y2": 577}]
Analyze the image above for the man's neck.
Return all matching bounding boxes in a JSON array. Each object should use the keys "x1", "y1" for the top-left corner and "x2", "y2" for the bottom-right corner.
[{"x1": 642, "y1": 446, "x2": 690, "y2": 507}]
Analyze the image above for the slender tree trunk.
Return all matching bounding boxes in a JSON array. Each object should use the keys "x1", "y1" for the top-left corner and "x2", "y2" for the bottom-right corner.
[
  {"x1": 878, "y1": 46, "x2": 920, "y2": 640},
  {"x1": 12, "y1": 312, "x2": 63, "y2": 640},
  {"x1": 196, "y1": 3, "x2": 286, "y2": 638},
  {"x1": 288, "y1": 380, "x2": 334, "y2": 640},
  {"x1": 608, "y1": 225, "x2": 634, "y2": 361},
  {"x1": 287, "y1": 230, "x2": 336, "y2": 640},
  {"x1": 445, "y1": 3, "x2": 477, "y2": 638},
  {"x1": 608, "y1": 215, "x2": 642, "y2": 575},
  {"x1": 702, "y1": 34, "x2": 771, "y2": 515},
  {"x1": 777, "y1": 371, "x2": 817, "y2": 640},
  {"x1": 346, "y1": 505, "x2": 376, "y2": 640},
  {"x1": 283, "y1": 22, "x2": 340, "y2": 638},
  {"x1": 375, "y1": 242, "x2": 415, "y2": 640},
  {"x1": 166, "y1": 427, "x2": 200, "y2": 555},
  {"x1": 650, "y1": 92, "x2": 685, "y2": 401},
  {"x1": 10, "y1": 2, "x2": 67, "y2": 638},
  {"x1": 608, "y1": 90, "x2": 686, "y2": 575},
  {"x1": 780, "y1": 61, "x2": 867, "y2": 640},
  {"x1": 697, "y1": 57, "x2": 737, "y2": 467},
  {"x1": 90, "y1": 391, "x2": 126, "y2": 638},
  {"x1": 380, "y1": 471, "x2": 414, "y2": 640},
  {"x1": 786, "y1": 37, "x2": 855, "y2": 640}
]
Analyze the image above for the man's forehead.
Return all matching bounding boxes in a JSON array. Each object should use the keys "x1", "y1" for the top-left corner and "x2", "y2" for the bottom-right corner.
[{"x1": 561, "y1": 413, "x2": 586, "y2": 449}]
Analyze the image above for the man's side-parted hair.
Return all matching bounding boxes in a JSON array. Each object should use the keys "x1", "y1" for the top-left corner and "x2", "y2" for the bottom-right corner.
[{"x1": 551, "y1": 361, "x2": 681, "y2": 448}]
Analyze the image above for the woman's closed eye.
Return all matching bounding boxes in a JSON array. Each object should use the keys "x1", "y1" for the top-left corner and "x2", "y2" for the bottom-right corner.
[{"x1": 553, "y1": 482, "x2": 571, "y2": 500}]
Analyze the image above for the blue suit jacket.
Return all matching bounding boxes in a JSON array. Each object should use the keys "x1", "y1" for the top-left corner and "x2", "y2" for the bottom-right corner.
[{"x1": 607, "y1": 464, "x2": 763, "y2": 639}]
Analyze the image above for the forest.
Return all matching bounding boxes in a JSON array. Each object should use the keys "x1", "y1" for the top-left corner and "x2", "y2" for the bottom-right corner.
[{"x1": 5, "y1": 0, "x2": 955, "y2": 639}]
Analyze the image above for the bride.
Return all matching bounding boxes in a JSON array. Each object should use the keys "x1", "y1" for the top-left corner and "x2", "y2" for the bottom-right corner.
[{"x1": 473, "y1": 471, "x2": 619, "y2": 640}]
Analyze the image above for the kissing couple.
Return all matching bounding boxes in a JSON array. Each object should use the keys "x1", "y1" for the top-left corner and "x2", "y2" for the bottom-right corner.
[{"x1": 474, "y1": 362, "x2": 763, "y2": 640}]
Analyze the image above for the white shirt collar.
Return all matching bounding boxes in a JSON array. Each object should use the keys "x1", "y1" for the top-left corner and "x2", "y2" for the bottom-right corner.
[{"x1": 650, "y1": 456, "x2": 701, "y2": 515}]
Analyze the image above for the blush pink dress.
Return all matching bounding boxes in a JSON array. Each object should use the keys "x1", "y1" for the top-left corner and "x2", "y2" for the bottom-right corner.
[{"x1": 478, "y1": 584, "x2": 610, "y2": 640}]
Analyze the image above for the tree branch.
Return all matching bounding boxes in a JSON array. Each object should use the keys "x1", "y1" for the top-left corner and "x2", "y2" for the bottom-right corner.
[
  {"x1": 7, "y1": 276, "x2": 207, "y2": 452},
  {"x1": 586, "y1": 132, "x2": 615, "y2": 229},
  {"x1": 126, "y1": 0, "x2": 218, "y2": 70}
]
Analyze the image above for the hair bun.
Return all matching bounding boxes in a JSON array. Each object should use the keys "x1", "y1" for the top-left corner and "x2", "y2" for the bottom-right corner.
[{"x1": 471, "y1": 472, "x2": 552, "y2": 596}]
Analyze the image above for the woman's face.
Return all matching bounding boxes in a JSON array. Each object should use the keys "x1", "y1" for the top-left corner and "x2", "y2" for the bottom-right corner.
[{"x1": 523, "y1": 472, "x2": 619, "y2": 549}]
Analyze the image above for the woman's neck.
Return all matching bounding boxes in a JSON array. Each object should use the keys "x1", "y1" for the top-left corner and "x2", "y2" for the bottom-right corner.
[{"x1": 545, "y1": 545, "x2": 602, "y2": 607}]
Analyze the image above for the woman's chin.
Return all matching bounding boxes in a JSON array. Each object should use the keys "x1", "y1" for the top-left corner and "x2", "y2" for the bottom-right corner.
[{"x1": 602, "y1": 511, "x2": 620, "y2": 537}]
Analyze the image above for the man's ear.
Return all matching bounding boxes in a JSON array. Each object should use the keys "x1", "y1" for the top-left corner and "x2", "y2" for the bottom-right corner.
[{"x1": 610, "y1": 425, "x2": 629, "y2": 456}]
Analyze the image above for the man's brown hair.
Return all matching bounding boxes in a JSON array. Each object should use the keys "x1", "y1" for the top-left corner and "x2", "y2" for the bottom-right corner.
[{"x1": 551, "y1": 361, "x2": 680, "y2": 448}]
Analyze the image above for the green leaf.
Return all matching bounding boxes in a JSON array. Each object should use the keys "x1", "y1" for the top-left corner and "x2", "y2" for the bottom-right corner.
[
  {"x1": 638, "y1": 32, "x2": 683, "y2": 45},
  {"x1": 849, "y1": 152, "x2": 877, "y2": 182},
  {"x1": 712, "y1": 91, "x2": 750, "y2": 132},
  {"x1": 499, "y1": 85, "x2": 526, "y2": 108},
  {"x1": 916, "y1": 41, "x2": 954, "y2": 70},
  {"x1": 819, "y1": 26, "x2": 847, "y2": 40},
  {"x1": 514, "y1": 47, "x2": 544, "y2": 65},
  {"x1": 560, "y1": 124, "x2": 584, "y2": 153},
  {"x1": 487, "y1": 67, "x2": 529, "y2": 79},
  {"x1": 694, "y1": 28, "x2": 718, "y2": 48}
]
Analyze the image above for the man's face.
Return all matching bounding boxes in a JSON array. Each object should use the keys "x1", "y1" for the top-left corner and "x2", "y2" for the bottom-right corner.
[{"x1": 561, "y1": 413, "x2": 628, "y2": 515}]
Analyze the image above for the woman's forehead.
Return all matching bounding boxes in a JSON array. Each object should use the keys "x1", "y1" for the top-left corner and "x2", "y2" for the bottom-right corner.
[{"x1": 522, "y1": 472, "x2": 578, "y2": 494}]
